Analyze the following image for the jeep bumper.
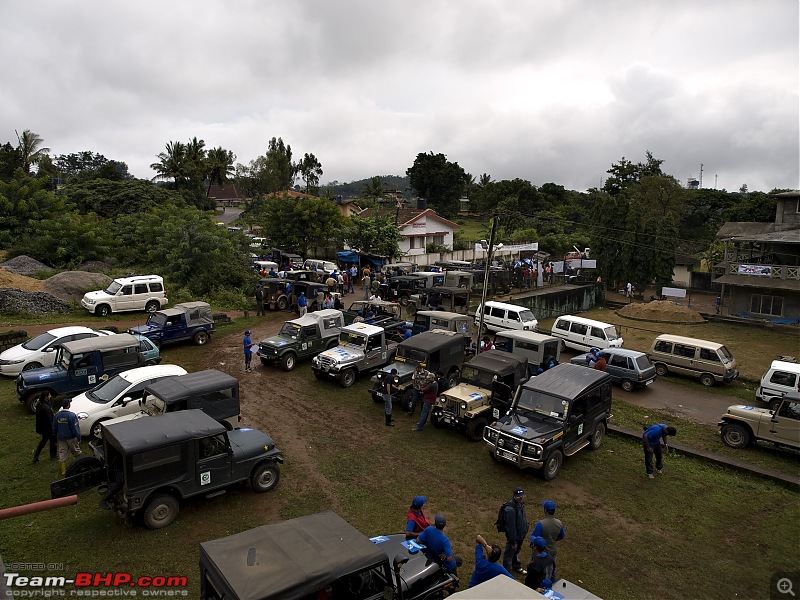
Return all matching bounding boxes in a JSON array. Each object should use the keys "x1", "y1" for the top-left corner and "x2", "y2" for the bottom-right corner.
[{"x1": 484, "y1": 428, "x2": 545, "y2": 469}]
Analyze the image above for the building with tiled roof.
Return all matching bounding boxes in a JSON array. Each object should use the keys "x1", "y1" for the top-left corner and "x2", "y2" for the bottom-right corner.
[{"x1": 357, "y1": 207, "x2": 461, "y2": 256}]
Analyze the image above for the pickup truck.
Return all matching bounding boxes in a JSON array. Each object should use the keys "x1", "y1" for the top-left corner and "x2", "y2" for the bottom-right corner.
[
  {"x1": 258, "y1": 309, "x2": 344, "y2": 371},
  {"x1": 16, "y1": 333, "x2": 145, "y2": 413},
  {"x1": 311, "y1": 322, "x2": 399, "y2": 387},
  {"x1": 432, "y1": 350, "x2": 529, "y2": 441},
  {"x1": 128, "y1": 301, "x2": 215, "y2": 347}
]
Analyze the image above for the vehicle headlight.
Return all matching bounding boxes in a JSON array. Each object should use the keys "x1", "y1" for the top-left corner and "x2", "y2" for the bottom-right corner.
[
  {"x1": 85, "y1": 298, "x2": 95, "y2": 304},
  {"x1": 438, "y1": 396, "x2": 447, "y2": 404},
  {"x1": 3, "y1": 359, "x2": 24, "y2": 365},
  {"x1": 486, "y1": 429, "x2": 498, "y2": 443},
  {"x1": 312, "y1": 357, "x2": 319, "y2": 366},
  {"x1": 523, "y1": 443, "x2": 542, "y2": 458},
  {"x1": 460, "y1": 401, "x2": 468, "y2": 410},
  {"x1": 77, "y1": 412, "x2": 89, "y2": 420}
]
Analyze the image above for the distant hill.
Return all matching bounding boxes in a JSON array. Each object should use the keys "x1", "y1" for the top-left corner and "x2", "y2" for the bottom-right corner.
[{"x1": 322, "y1": 175, "x2": 411, "y2": 200}]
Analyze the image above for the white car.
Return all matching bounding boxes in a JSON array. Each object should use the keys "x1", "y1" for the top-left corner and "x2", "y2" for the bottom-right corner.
[
  {"x1": 71, "y1": 364, "x2": 187, "y2": 439},
  {"x1": 0, "y1": 326, "x2": 113, "y2": 377}
]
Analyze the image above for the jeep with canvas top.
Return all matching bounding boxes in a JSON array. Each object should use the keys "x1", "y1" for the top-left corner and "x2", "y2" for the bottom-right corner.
[
  {"x1": 258, "y1": 309, "x2": 344, "y2": 371},
  {"x1": 311, "y1": 322, "x2": 399, "y2": 387},
  {"x1": 370, "y1": 329, "x2": 468, "y2": 410},
  {"x1": 343, "y1": 299, "x2": 403, "y2": 327},
  {"x1": 431, "y1": 350, "x2": 529, "y2": 442},
  {"x1": 407, "y1": 287, "x2": 470, "y2": 316},
  {"x1": 718, "y1": 392, "x2": 800, "y2": 451},
  {"x1": 16, "y1": 333, "x2": 145, "y2": 413},
  {"x1": 128, "y1": 301, "x2": 215, "y2": 347},
  {"x1": 483, "y1": 363, "x2": 612, "y2": 480},
  {"x1": 410, "y1": 310, "x2": 472, "y2": 340},
  {"x1": 199, "y1": 510, "x2": 458, "y2": 600},
  {"x1": 51, "y1": 410, "x2": 283, "y2": 529}
]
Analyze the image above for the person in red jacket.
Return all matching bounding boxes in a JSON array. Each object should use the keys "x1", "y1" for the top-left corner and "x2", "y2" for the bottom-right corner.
[
  {"x1": 412, "y1": 373, "x2": 438, "y2": 431},
  {"x1": 405, "y1": 495, "x2": 431, "y2": 539}
]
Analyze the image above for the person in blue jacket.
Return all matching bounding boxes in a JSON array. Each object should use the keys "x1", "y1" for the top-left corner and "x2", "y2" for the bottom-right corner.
[
  {"x1": 243, "y1": 330, "x2": 257, "y2": 373},
  {"x1": 297, "y1": 292, "x2": 307, "y2": 316},
  {"x1": 468, "y1": 533, "x2": 513, "y2": 588},
  {"x1": 417, "y1": 514, "x2": 462, "y2": 573},
  {"x1": 53, "y1": 398, "x2": 82, "y2": 476},
  {"x1": 642, "y1": 423, "x2": 677, "y2": 478}
]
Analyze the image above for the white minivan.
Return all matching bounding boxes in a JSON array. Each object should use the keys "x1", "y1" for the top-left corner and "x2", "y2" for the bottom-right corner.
[
  {"x1": 756, "y1": 360, "x2": 800, "y2": 410},
  {"x1": 475, "y1": 301, "x2": 538, "y2": 333},
  {"x1": 551, "y1": 315, "x2": 623, "y2": 352}
]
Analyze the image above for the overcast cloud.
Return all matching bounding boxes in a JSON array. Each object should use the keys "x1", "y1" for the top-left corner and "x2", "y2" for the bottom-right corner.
[{"x1": 1, "y1": 0, "x2": 797, "y2": 193}]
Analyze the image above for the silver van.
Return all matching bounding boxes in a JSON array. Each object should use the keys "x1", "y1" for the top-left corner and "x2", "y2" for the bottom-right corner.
[
  {"x1": 756, "y1": 360, "x2": 800, "y2": 410},
  {"x1": 649, "y1": 334, "x2": 738, "y2": 387},
  {"x1": 570, "y1": 348, "x2": 656, "y2": 391},
  {"x1": 551, "y1": 315, "x2": 623, "y2": 352}
]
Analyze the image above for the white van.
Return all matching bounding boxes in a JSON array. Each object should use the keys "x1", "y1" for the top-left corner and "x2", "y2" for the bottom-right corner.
[
  {"x1": 81, "y1": 275, "x2": 167, "y2": 317},
  {"x1": 649, "y1": 334, "x2": 738, "y2": 387},
  {"x1": 756, "y1": 360, "x2": 800, "y2": 409},
  {"x1": 475, "y1": 301, "x2": 538, "y2": 333},
  {"x1": 304, "y1": 259, "x2": 338, "y2": 275},
  {"x1": 551, "y1": 315, "x2": 623, "y2": 352}
]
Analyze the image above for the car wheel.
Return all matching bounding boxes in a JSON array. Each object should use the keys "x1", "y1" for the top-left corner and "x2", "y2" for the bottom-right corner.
[
  {"x1": 141, "y1": 494, "x2": 179, "y2": 529},
  {"x1": 589, "y1": 421, "x2": 606, "y2": 450},
  {"x1": 430, "y1": 412, "x2": 444, "y2": 428},
  {"x1": 542, "y1": 449, "x2": 563, "y2": 481},
  {"x1": 621, "y1": 379, "x2": 634, "y2": 392},
  {"x1": 406, "y1": 303, "x2": 417, "y2": 316},
  {"x1": 65, "y1": 456, "x2": 103, "y2": 477},
  {"x1": 22, "y1": 362, "x2": 42, "y2": 372},
  {"x1": 277, "y1": 298, "x2": 288, "y2": 311},
  {"x1": 339, "y1": 369, "x2": 356, "y2": 388},
  {"x1": 313, "y1": 370, "x2": 326, "y2": 380},
  {"x1": 193, "y1": 330, "x2": 209, "y2": 346},
  {"x1": 401, "y1": 389, "x2": 414, "y2": 412},
  {"x1": 326, "y1": 339, "x2": 338, "y2": 349},
  {"x1": 281, "y1": 353, "x2": 296, "y2": 372},
  {"x1": 25, "y1": 392, "x2": 47, "y2": 414},
  {"x1": 700, "y1": 373, "x2": 716, "y2": 387},
  {"x1": 399, "y1": 295, "x2": 409, "y2": 307},
  {"x1": 250, "y1": 462, "x2": 281, "y2": 493},
  {"x1": 145, "y1": 359, "x2": 159, "y2": 366},
  {"x1": 465, "y1": 417, "x2": 488, "y2": 442},
  {"x1": 721, "y1": 423, "x2": 751, "y2": 449},
  {"x1": 91, "y1": 419, "x2": 110, "y2": 440},
  {"x1": 145, "y1": 301, "x2": 160, "y2": 314},
  {"x1": 655, "y1": 363, "x2": 668, "y2": 377},
  {"x1": 96, "y1": 305, "x2": 110, "y2": 317}
]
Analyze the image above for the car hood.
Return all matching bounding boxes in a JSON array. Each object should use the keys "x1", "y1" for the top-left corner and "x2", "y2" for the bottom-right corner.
[
  {"x1": 19, "y1": 365, "x2": 66, "y2": 385},
  {"x1": 495, "y1": 412, "x2": 565, "y2": 442},
  {"x1": 228, "y1": 428, "x2": 278, "y2": 456},
  {"x1": 442, "y1": 383, "x2": 489, "y2": 403},
  {"x1": 318, "y1": 345, "x2": 363, "y2": 361},
  {"x1": 0, "y1": 344, "x2": 33, "y2": 362},
  {"x1": 377, "y1": 361, "x2": 416, "y2": 379},
  {"x1": 260, "y1": 334, "x2": 297, "y2": 348},
  {"x1": 370, "y1": 534, "x2": 456, "y2": 595},
  {"x1": 83, "y1": 290, "x2": 112, "y2": 301},
  {"x1": 128, "y1": 323, "x2": 160, "y2": 335},
  {"x1": 724, "y1": 404, "x2": 772, "y2": 419}
]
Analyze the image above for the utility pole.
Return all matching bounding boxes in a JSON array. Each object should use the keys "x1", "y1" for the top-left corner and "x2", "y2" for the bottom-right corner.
[
  {"x1": 477, "y1": 216, "x2": 498, "y2": 341},
  {"x1": 699, "y1": 163, "x2": 704, "y2": 189}
]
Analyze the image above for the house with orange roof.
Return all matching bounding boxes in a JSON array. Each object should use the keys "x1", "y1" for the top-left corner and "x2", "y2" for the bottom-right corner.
[{"x1": 357, "y1": 207, "x2": 461, "y2": 256}]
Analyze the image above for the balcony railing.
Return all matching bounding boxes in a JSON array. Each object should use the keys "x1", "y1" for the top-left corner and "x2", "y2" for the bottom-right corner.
[{"x1": 725, "y1": 262, "x2": 799, "y2": 281}]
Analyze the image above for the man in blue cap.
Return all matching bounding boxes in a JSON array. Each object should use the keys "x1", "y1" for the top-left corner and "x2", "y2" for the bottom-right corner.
[
  {"x1": 297, "y1": 291, "x2": 307, "y2": 316},
  {"x1": 405, "y1": 495, "x2": 430, "y2": 539},
  {"x1": 502, "y1": 487, "x2": 529, "y2": 575},
  {"x1": 532, "y1": 500, "x2": 565, "y2": 578},
  {"x1": 468, "y1": 533, "x2": 514, "y2": 588},
  {"x1": 524, "y1": 536, "x2": 554, "y2": 593},
  {"x1": 243, "y1": 330, "x2": 256, "y2": 373},
  {"x1": 417, "y1": 514, "x2": 462, "y2": 573}
]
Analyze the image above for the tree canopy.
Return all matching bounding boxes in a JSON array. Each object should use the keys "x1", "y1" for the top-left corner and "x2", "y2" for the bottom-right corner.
[{"x1": 406, "y1": 151, "x2": 469, "y2": 218}]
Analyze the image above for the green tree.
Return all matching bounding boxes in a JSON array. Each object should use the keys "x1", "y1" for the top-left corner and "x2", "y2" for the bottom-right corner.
[
  {"x1": 206, "y1": 147, "x2": 236, "y2": 188},
  {"x1": 0, "y1": 142, "x2": 21, "y2": 181},
  {"x1": 151, "y1": 140, "x2": 187, "y2": 184},
  {"x1": 297, "y1": 152, "x2": 323, "y2": 194},
  {"x1": 60, "y1": 179, "x2": 186, "y2": 218},
  {"x1": 0, "y1": 172, "x2": 69, "y2": 247},
  {"x1": 13, "y1": 211, "x2": 114, "y2": 268},
  {"x1": 343, "y1": 215, "x2": 403, "y2": 259},
  {"x1": 406, "y1": 152, "x2": 469, "y2": 218},
  {"x1": 16, "y1": 130, "x2": 50, "y2": 174},
  {"x1": 360, "y1": 176, "x2": 387, "y2": 203},
  {"x1": 237, "y1": 137, "x2": 296, "y2": 196}
]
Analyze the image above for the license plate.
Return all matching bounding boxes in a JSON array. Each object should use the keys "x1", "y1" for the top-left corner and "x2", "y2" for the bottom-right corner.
[
  {"x1": 645, "y1": 379, "x2": 653, "y2": 385},
  {"x1": 497, "y1": 449, "x2": 515, "y2": 461}
]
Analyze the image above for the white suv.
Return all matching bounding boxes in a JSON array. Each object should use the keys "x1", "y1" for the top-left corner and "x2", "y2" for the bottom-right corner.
[
  {"x1": 81, "y1": 275, "x2": 168, "y2": 316},
  {"x1": 0, "y1": 326, "x2": 113, "y2": 377},
  {"x1": 71, "y1": 364, "x2": 187, "y2": 439}
]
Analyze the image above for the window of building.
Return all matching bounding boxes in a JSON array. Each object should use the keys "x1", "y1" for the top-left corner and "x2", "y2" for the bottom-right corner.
[{"x1": 750, "y1": 294, "x2": 783, "y2": 316}]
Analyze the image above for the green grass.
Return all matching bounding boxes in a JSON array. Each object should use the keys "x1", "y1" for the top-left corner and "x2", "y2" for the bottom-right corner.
[{"x1": 1, "y1": 312, "x2": 798, "y2": 599}]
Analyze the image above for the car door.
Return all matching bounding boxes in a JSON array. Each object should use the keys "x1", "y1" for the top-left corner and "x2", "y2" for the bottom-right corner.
[
  {"x1": 105, "y1": 379, "x2": 154, "y2": 421},
  {"x1": 364, "y1": 333, "x2": 385, "y2": 367},
  {"x1": 763, "y1": 370, "x2": 798, "y2": 402},
  {"x1": 162, "y1": 316, "x2": 183, "y2": 344},
  {"x1": 671, "y1": 343, "x2": 697, "y2": 377},
  {"x1": 300, "y1": 325, "x2": 317, "y2": 355},
  {"x1": 70, "y1": 352, "x2": 102, "y2": 392},
  {"x1": 770, "y1": 400, "x2": 800, "y2": 446},
  {"x1": 115, "y1": 284, "x2": 135, "y2": 311},
  {"x1": 589, "y1": 326, "x2": 607, "y2": 349},
  {"x1": 563, "y1": 394, "x2": 588, "y2": 452},
  {"x1": 570, "y1": 323, "x2": 589, "y2": 350},
  {"x1": 196, "y1": 434, "x2": 233, "y2": 490},
  {"x1": 605, "y1": 353, "x2": 629, "y2": 384}
]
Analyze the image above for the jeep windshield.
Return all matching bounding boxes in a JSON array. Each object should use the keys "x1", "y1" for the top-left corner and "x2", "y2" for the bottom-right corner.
[
  {"x1": 460, "y1": 365, "x2": 497, "y2": 388},
  {"x1": 279, "y1": 323, "x2": 301, "y2": 338},
  {"x1": 340, "y1": 331, "x2": 367, "y2": 347},
  {"x1": 87, "y1": 375, "x2": 132, "y2": 404},
  {"x1": 396, "y1": 346, "x2": 427, "y2": 364},
  {"x1": 105, "y1": 282, "x2": 122, "y2": 295},
  {"x1": 516, "y1": 388, "x2": 567, "y2": 420},
  {"x1": 147, "y1": 313, "x2": 167, "y2": 327},
  {"x1": 23, "y1": 332, "x2": 57, "y2": 350}
]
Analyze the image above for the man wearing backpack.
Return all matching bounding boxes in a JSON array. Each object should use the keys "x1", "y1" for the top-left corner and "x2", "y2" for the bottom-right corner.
[{"x1": 502, "y1": 487, "x2": 530, "y2": 575}]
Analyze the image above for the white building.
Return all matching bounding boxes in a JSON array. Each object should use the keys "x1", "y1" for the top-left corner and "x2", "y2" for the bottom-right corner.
[{"x1": 358, "y1": 207, "x2": 461, "y2": 257}]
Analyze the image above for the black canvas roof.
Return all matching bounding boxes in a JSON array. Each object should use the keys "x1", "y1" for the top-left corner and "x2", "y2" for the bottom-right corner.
[
  {"x1": 199, "y1": 511, "x2": 388, "y2": 600},
  {"x1": 521, "y1": 362, "x2": 609, "y2": 398},
  {"x1": 400, "y1": 329, "x2": 463, "y2": 352},
  {"x1": 466, "y1": 349, "x2": 525, "y2": 375},
  {"x1": 103, "y1": 410, "x2": 225, "y2": 454},
  {"x1": 144, "y1": 369, "x2": 237, "y2": 402}
]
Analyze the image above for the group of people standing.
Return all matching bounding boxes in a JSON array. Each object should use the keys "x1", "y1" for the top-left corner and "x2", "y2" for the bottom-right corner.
[
  {"x1": 402, "y1": 490, "x2": 566, "y2": 593},
  {"x1": 33, "y1": 392, "x2": 83, "y2": 476},
  {"x1": 377, "y1": 363, "x2": 445, "y2": 429}
]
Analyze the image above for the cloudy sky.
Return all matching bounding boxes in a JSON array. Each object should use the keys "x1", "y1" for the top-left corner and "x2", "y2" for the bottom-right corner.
[{"x1": 2, "y1": 1, "x2": 797, "y2": 193}]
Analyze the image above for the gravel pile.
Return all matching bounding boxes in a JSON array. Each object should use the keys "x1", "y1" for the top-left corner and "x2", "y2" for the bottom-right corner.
[
  {"x1": 617, "y1": 300, "x2": 705, "y2": 323},
  {"x1": 43, "y1": 271, "x2": 112, "y2": 303},
  {"x1": 0, "y1": 288, "x2": 71, "y2": 315},
  {"x1": 0, "y1": 255, "x2": 51, "y2": 276}
]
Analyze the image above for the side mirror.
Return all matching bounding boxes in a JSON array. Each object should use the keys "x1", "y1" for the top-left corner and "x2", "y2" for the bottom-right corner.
[
  {"x1": 120, "y1": 396, "x2": 133, "y2": 406},
  {"x1": 44, "y1": 347, "x2": 56, "y2": 353}
]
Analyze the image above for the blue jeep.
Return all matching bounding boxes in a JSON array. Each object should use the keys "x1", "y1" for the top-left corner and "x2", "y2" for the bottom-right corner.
[{"x1": 128, "y1": 301, "x2": 215, "y2": 347}]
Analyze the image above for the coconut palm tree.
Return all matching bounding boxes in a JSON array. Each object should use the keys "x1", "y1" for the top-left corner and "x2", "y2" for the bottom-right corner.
[
  {"x1": 150, "y1": 140, "x2": 187, "y2": 184},
  {"x1": 205, "y1": 147, "x2": 236, "y2": 198},
  {"x1": 361, "y1": 176, "x2": 387, "y2": 202},
  {"x1": 16, "y1": 129, "x2": 50, "y2": 174}
]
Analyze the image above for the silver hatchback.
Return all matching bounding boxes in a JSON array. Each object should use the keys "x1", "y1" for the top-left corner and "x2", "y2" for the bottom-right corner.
[{"x1": 571, "y1": 348, "x2": 656, "y2": 392}]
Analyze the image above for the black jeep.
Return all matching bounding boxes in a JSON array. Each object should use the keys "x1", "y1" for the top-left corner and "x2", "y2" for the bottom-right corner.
[
  {"x1": 483, "y1": 363, "x2": 612, "y2": 480},
  {"x1": 51, "y1": 410, "x2": 283, "y2": 529},
  {"x1": 199, "y1": 510, "x2": 458, "y2": 600}
]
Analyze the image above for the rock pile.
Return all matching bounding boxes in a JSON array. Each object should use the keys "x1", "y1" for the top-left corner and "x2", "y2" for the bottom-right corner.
[
  {"x1": 0, "y1": 255, "x2": 51, "y2": 277},
  {"x1": 617, "y1": 300, "x2": 705, "y2": 324},
  {"x1": 43, "y1": 271, "x2": 112, "y2": 303},
  {"x1": 0, "y1": 289, "x2": 70, "y2": 315}
]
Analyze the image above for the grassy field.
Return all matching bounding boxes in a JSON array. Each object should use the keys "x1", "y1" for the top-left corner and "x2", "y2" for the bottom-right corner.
[{"x1": 0, "y1": 306, "x2": 798, "y2": 599}]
